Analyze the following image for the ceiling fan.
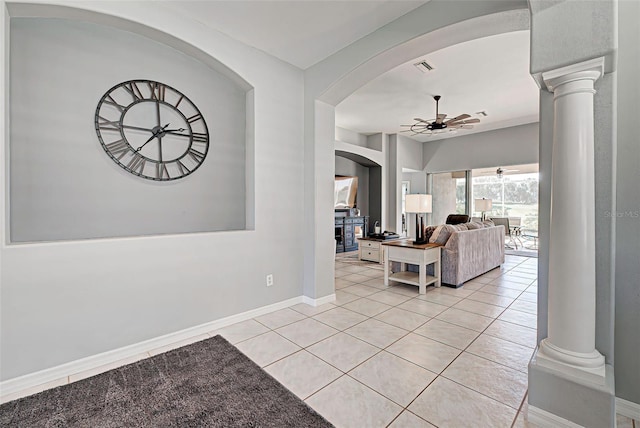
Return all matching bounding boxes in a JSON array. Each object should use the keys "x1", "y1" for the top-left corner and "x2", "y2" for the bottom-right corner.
[
  {"x1": 496, "y1": 167, "x2": 519, "y2": 178},
  {"x1": 401, "y1": 95, "x2": 480, "y2": 137}
]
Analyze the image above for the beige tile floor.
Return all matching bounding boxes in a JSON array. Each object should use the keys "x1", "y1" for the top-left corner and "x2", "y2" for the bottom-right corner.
[
  {"x1": 211, "y1": 253, "x2": 638, "y2": 428},
  {"x1": 4, "y1": 251, "x2": 637, "y2": 427}
]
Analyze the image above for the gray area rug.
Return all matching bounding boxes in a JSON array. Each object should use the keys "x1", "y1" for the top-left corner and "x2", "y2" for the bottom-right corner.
[{"x1": 0, "y1": 335, "x2": 333, "y2": 427}]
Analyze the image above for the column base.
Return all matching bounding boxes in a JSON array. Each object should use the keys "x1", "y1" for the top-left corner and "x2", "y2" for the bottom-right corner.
[
  {"x1": 538, "y1": 338, "x2": 605, "y2": 384},
  {"x1": 528, "y1": 347, "x2": 615, "y2": 427}
]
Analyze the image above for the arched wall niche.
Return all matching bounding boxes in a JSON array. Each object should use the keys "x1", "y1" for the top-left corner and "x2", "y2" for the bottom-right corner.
[{"x1": 6, "y1": 2, "x2": 257, "y2": 241}]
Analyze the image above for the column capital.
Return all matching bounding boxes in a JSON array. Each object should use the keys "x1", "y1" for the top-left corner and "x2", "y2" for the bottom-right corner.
[{"x1": 542, "y1": 57, "x2": 604, "y2": 93}]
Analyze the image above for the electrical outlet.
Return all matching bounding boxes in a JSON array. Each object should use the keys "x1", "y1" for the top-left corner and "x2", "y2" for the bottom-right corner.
[{"x1": 266, "y1": 274, "x2": 274, "y2": 287}]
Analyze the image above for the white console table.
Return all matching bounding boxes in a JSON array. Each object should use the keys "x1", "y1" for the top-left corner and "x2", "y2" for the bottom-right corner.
[{"x1": 382, "y1": 240, "x2": 441, "y2": 294}]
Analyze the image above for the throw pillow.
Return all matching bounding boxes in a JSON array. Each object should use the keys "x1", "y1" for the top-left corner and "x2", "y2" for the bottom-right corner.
[
  {"x1": 466, "y1": 221, "x2": 483, "y2": 230},
  {"x1": 424, "y1": 225, "x2": 438, "y2": 242},
  {"x1": 429, "y1": 224, "x2": 457, "y2": 245},
  {"x1": 482, "y1": 219, "x2": 495, "y2": 227}
]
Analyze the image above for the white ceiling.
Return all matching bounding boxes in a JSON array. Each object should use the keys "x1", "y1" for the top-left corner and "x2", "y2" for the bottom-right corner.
[
  {"x1": 335, "y1": 30, "x2": 540, "y2": 142},
  {"x1": 167, "y1": 1, "x2": 427, "y2": 69}
]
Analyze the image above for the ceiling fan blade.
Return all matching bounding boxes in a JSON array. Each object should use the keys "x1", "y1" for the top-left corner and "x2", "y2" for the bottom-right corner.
[
  {"x1": 444, "y1": 114, "x2": 470, "y2": 124},
  {"x1": 447, "y1": 117, "x2": 481, "y2": 127},
  {"x1": 413, "y1": 117, "x2": 431, "y2": 123},
  {"x1": 435, "y1": 113, "x2": 447, "y2": 124},
  {"x1": 460, "y1": 125, "x2": 474, "y2": 129}
]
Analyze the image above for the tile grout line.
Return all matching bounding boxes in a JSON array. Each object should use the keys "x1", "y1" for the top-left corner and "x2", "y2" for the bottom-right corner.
[
  {"x1": 249, "y1": 254, "x2": 538, "y2": 425},
  {"x1": 511, "y1": 390, "x2": 529, "y2": 428}
]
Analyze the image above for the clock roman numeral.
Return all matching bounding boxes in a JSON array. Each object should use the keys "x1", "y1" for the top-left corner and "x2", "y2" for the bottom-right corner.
[
  {"x1": 127, "y1": 152, "x2": 146, "y2": 173},
  {"x1": 174, "y1": 95, "x2": 184, "y2": 108},
  {"x1": 176, "y1": 160, "x2": 190, "y2": 175},
  {"x1": 187, "y1": 113, "x2": 203, "y2": 124},
  {"x1": 105, "y1": 139, "x2": 130, "y2": 160},
  {"x1": 103, "y1": 95, "x2": 126, "y2": 112},
  {"x1": 123, "y1": 82, "x2": 143, "y2": 102},
  {"x1": 156, "y1": 163, "x2": 169, "y2": 179},
  {"x1": 192, "y1": 133, "x2": 208, "y2": 143},
  {"x1": 188, "y1": 148, "x2": 206, "y2": 163},
  {"x1": 148, "y1": 82, "x2": 166, "y2": 101},
  {"x1": 97, "y1": 115, "x2": 121, "y2": 131}
]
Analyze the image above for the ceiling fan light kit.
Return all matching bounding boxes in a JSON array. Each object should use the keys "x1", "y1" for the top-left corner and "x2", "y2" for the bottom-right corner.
[{"x1": 401, "y1": 95, "x2": 480, "y2": 137}]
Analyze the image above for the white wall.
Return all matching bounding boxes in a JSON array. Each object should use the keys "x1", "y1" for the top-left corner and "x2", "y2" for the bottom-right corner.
[
  {"x1": 1, "y1": 2, "x2": 305, "y2": 381},
  {"x1": 9, "y1": 18, "x2": 248, "y2": 242}
]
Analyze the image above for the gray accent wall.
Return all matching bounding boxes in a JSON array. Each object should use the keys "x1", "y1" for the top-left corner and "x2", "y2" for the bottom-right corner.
[
  {"x1": 528, "y1": 1, "x2": 623, "y2": 424},
  {"x1": 614, "y1": 0, "x2": 640, "y2": 405},
  {"x1": 368, "y1": 166, "x2": 382, "y2": 231},
  {"x1": 9, "y1": 18, "x2": 248, "y2": 242},
  {"x1": 1, "y1": 6, "x2": 306, "y2": 381},
  {"x1": 422, "y1": 123, "x2": 538, "y2": 173},
  {"x1": 335, "y1": 156, "x2": 369, "y2": 216},
  {"x1": 431, "y1": 172, "x2": 457, "y2": 226},
  {"x1": 388, "y1": 134, "x2": 424, "y2": 233}
]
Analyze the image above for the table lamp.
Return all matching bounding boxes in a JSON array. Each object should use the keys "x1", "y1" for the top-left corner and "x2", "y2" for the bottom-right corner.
[
  {"x1": 405, "y1": 194, "x2": 432, "y2": 244},
  {"x1": 475, "y1": 198, "x2": 493, "y2": 221}
]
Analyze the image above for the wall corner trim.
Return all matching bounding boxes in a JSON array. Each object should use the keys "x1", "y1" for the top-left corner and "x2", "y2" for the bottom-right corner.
[
  {"x1": 302, "y1": 293, "x2": 336, "y2": 307},
  {"x1": 0, "y1": 295, "x2": 308, "y2": 404},
  {"x1": 616, "y1": 397, "x2": 640, "y2": 421}
]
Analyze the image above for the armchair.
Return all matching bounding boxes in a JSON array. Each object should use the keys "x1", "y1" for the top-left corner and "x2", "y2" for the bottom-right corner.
[{"x1": 445, "y1": 214, "x2": 470, "y2": 225}]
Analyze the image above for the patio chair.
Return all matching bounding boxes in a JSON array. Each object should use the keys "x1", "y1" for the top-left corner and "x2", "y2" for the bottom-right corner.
[{"x1": 490, "y1": 217, "x2": 522, "y2": 249}]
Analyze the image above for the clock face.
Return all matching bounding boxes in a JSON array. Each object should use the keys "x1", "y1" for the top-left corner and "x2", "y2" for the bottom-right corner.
[{"x1": 95, "y1": 80, "x2": 209, "y2": 181}]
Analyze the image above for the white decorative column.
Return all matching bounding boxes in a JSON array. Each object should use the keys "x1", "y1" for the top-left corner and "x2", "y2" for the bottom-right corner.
[{"x1": 537, "y1": 57, "x2": 605, "y2": 379}]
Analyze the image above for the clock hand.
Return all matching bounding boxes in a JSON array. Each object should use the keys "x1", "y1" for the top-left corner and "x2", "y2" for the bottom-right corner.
[
  {"x1": 121, "y1": 124, "x2": 156, "y2": 133},
  {"x1": 164, "y1": 129, "x2": 190, "y2": 137},
  {"x1": 156, "y1": 100, "x2": 161, "y2": 128},
  {"x1": 136, "y1": 123, "x2": 170, "y2": 151}
]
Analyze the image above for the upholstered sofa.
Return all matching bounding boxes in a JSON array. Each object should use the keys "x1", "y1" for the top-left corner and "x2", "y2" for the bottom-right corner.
[{"x1": 427, "y1": 223, "x2": 505, "y2": 287}]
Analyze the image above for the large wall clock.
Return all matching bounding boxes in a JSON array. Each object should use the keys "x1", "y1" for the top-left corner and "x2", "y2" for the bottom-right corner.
[{"x1": 95, "y1": 79, "x2": 209, "y2": 181}]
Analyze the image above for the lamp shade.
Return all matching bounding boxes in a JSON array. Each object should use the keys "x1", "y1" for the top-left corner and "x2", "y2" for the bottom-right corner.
[
  {"x1": 405, "y1": 194, "x2": 432, "y2": 213},
  {"x1": 475, "y1": 198, "x2": 493, "y2": 212}
]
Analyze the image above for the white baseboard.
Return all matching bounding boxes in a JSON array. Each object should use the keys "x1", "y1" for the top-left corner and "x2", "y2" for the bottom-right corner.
[
  {"x1": 616, "y1": 397, "x2": 640, "y2": 421},
  {"x1": 0, "y1": 295, "x2": 309, "y2": 403},
  {"x1": 527, "y1": 405, "x2": 584, "y2": 428},
  {"x1": 302, "y1": 293, "x2": 336, "y2": 306}
]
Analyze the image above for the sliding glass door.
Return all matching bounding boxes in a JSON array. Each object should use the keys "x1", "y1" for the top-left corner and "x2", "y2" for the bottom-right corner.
[{"x1": 471, "y1": 164, "x2": 539, "y2": 234}]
